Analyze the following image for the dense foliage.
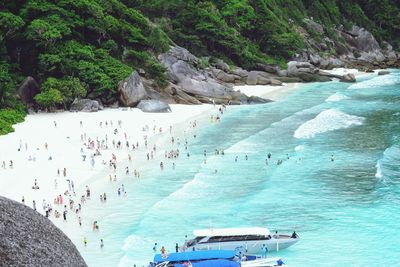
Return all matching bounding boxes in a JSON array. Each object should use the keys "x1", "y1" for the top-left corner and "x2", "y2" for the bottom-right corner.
[
  {"x1": 0, "y1": 0, "x2": 399, "y2": 134},
  {"x1": 0, "y1": 0, "x2": 170, "y2": 112},
  {"x1": 0, "y1": 105, "x2": 25, "y2": 135}
]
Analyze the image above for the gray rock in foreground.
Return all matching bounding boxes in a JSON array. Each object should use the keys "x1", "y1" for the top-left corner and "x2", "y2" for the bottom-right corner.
[
  {"x1": 0, "y1": 196, "x2": 87, "y2": 267},
  {"x1": 137, "y1": 99, "x2": 172, "y2": 113},
  {"x1": 70, "y1": 98, "x2": 103, "y2": 112}
]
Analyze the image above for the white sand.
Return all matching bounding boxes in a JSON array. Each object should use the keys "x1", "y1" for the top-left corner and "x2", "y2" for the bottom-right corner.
[
  {"x1": 0, "y1": 104, "x2": 215, "y2": 249},
  {"x1": 234, "y1": 83, "x2": 300, "y2": 101},
  {"x1": 322, "y1": 67, "x2": 369, "y2": 78}
]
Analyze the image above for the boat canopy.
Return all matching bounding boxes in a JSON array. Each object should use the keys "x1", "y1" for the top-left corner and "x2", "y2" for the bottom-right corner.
[
  {"x1": 193, "y1": 227, "x2": 270, "y2": 237},
  {"x1": 154, "y1": 250, "x2": 236, "y2": 263},
  {"x1": 174, "y1": 259, "x2": 239, "y2": 267}
]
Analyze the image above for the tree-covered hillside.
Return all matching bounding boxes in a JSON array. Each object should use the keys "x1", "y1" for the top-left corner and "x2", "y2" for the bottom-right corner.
[{"x1": 1, "y1": 0, "x2": 400, "y2": 133}]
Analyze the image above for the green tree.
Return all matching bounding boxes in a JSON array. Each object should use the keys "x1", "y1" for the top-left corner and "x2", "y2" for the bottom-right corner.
[
  {"x1": 34, "y1": 88, "x2": 63, "y2": 110},
  {"x1": 26, "y1": 19, "x2": 62, "y2": 48},
  {"x1": 0, "y1": 12, "x2": 24, "y2": 42},
  {"x1": 41, "y1": 77, "x2": 87, "y2": 105}
]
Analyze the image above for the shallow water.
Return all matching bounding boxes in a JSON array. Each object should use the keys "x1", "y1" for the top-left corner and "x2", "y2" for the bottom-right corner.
[{"x1": 80, "y1": 70, "x2": 400, "y2": 266}]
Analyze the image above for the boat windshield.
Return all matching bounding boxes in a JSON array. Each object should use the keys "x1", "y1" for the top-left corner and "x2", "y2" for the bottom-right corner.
[
  {"x1": 186, "y1": 236, "x2": 205, "y2": 246},
  {"x1": 199, "y1": 235, "x2": 268, "y2": 243}
]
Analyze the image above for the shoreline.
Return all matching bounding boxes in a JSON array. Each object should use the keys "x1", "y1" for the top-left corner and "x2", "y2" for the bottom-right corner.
[{"x1": 0, "y1": 67, "x2": 380, "y2": 265}]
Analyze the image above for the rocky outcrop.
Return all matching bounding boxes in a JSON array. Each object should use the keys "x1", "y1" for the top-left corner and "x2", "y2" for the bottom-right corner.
[
  {"x1": 159, "y1": 46, "x2": 268, "y2": 104},
  {"x1": 137, "y1": 99, "x2": 171, "y2": 113},
  {"x1": 297, "y1": 19, "x2": 399, "y2": 71},
  {"x1": 287, "y1": 61, "x2": 332, "y2": 82},
  {"x1": 70, "y1": 98, "x2": 103, "y2": 112},
  {"x1": 340, "y1": 73, "x2": 356, "y2": 82},
  {"x1": 255, "y1": 63, "x2": 280, "y2": 74},
  {"x1": 211, "y1": 68, "x2": 241, "y2": 83},
  {"x1": 118, "y1": 71, "x2": 148, "y2": 107},
  {"x1": 0, "y1": 196, "x2": 87, "y2": 267},
  {"x1": 18, "y1": 76, "x2": 40, "y2": 105}
]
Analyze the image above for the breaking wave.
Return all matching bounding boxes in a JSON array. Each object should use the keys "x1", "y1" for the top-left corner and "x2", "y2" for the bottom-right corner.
[
  {"x1": 325, "y1": 92, "x2": 350, "y2": 102},
  {"x1": 294, "y1": 109, "x2": 365, "y2": 139},
  {"x1": 349, "y1": 74, "x2": 399, "y2": 89}
]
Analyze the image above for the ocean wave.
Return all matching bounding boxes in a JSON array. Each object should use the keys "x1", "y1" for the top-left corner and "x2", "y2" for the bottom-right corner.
[
  {"x1": 295, "y1": 145, "x2": 305, "y2": 151},
  {"x1": 375, "y1": 161, "x2": 383, "y2": 179},
  {"x1": 348, "y1": 74, "x2": 399, "y2": 89},
  {"x1": 375, "y1": 145, "x2": 400, "y2": 182},
  {"x1": 294, "y1": 109, "x2": 365, "y2": 139},
  {"x1": 325, "y1": 92, "x2": 350, "y2": 102}
]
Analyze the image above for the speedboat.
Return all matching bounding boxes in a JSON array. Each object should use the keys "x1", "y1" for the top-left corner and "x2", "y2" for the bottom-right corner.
[
  {"x1": 151, "y1": 250, "x2": 287, "y2": 267},
  {"x1": 183, "y1": 227, "x2": 299, "y2": 254}
]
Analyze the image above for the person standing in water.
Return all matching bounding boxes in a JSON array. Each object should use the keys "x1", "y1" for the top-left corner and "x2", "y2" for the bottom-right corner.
[
  {"x1": 100, "y1": 239, "x2": 104, "y2": 249},
  {"x1": 161, "y1": 246, "x2": 166, "y2": 255}
]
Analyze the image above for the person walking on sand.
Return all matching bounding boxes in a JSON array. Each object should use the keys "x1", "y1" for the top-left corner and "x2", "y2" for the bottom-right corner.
[
  {"x1": 84, "y1": 237, "x2": 87, "y2": 247},
  {"x1": 32, "y1": 200, "x2": 36, "y2": 211},
  {"x1": 63, "y1": 210, "x2": 67, "y2": 221}
]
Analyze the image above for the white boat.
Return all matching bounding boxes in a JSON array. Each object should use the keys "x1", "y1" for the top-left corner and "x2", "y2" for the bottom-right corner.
[{"x1": 183, "y1": 227, "x2": 299, "y2": 254}]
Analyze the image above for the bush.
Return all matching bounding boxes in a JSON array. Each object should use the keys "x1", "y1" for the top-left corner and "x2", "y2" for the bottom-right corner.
[
  {"x1": 34, "y1": 88, "x2": 63, "y2": 109},
  {"x1": 0, "y1": 108, "x2": 26, "y2": 135}
]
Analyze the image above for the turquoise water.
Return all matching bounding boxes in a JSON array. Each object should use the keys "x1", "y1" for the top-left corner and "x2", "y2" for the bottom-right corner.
[{"x1": 81, "y1": 70, "x2": 400, "y2": 266}]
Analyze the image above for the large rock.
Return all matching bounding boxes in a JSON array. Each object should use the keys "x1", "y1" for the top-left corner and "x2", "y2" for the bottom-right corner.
[
  {"x1": 303, "y1": 18, "x2": 324, "y2": 34},
  {"x1": 213, "y1": 59, "x2": 230, "y2": 72},
  {"x1": 245, "y1": 71, "x2": 274, "y2": 85},
  {"x1": 118, "y1": 71, "x2": 148, "y2": 107},
  {"x1": 137, "y1": 99, "x2": 171, "y2": 113},
  {"x1": 0, "y1": 196, "x2": 87, "y2": 267},
  {"x1": 255, "y1": 63, "x2": 280, "y2": 74},
  {"x1": 18, "y1": 76, "x2": 39, "y2": 105},
  {"x1": 346, "y1": 26, "x2": 381, "y2": 52},
  {"x1": 287, "y1": 61, "x2": 331, "y2": 82},
  {"x1": 159, "y1": 47, "x2": 247, "y2": 103},
  {"x1": 70, "y1": 98, "x2": 103, "y2": 112},
  {"x1": 231, "y1": 67, "x2": 249, "y2": 78},
  {"x1": 378, "y1": 70, "x2": 390, "y2": 75},
  {"x1": 340, "y1": 73, "x2": 356, "y2": 82},
  {"x1": 211, "y1": 68, "x2": 240, "y2": 83}
]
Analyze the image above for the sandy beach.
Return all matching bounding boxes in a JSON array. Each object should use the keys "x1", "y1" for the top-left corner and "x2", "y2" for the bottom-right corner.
[
  {"x1": 0, "y1": 104, "x2": 216, "y2": 253},
  {"x1": 0, "y1": 81, "x2": 302, "y2": 263}
]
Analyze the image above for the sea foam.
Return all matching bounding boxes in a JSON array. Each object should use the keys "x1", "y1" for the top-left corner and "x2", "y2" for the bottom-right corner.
[
  {"x1": 325, "y1": 92, "x2": 350, "y2": 102},
  {"x1": 349, "y1": 74, "x2": 398, "y2": 89},
  {"x1": 375, "y1": 145, "x2": 400, "y2": 182},
  {"x1": 294, "y1": 109, "x2": 365, "y2": 139}
]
